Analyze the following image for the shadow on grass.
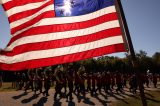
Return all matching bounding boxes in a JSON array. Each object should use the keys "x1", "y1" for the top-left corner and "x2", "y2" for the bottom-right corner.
[
  {"x1": 107, "y1": 92, "x2": 129, "y2": 105},
  {"x1": 32, "y1": 97, "x2": 48, "y2": 106},
  {"x1": 12, "y1": 92, "x2": 28, "y2": 99},
  {"x1": 145, "y1": 90, "x2": 160, "y2": 103},
  {"x1": 83, "y1": 97, "x2": 95, "y2": 105},
  {"x1": 21, "y1": 94, "x2": 40, "y2": 103},
  {"x1": 145, "y1": 92, "x2": 155, "y2": 98},
  {"x1": 122, "y1": 92, "x2": 140, "y2": 100},
  {"x1": 68, "y1": 101, "x2": 75, "y2": 106},
  {"x1": 53, "y1": 99, "x2": 62, "y2": 106},
  {"x1": 118, "y1": 93, "x2": 127, "y2": 99},
  {"x1": 99, "y1": 92, "x2": 108, "y2": 99},
  {"x1": 74, "y1": 93, "x2": 84, "y2": 103},
  {"x1": 92, "y1": 93, "x2": 111, "y2": 106},
  {"x1": 146, "y1": 97, "x2": 160, "y2": 103}
]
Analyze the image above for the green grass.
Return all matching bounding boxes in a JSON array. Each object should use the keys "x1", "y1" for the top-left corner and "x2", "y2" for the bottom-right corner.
[
  {"x1": 114, "y1": 90, "x2": 160, "y2": 106},
  {"x1": 0, "y1": 82, "x2": 16, "y2": 92},
  {"x1": 0, "y1": 82, "x2": 56, "y2": 92}
]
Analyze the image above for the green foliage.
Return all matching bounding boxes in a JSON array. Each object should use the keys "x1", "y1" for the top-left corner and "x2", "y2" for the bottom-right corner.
[
  {"x1": 152, "y1": 52, "x2": 160, "y2": 73},
  {"x1": 67, "y1": 50, "x2": 160, "y2": 74}
]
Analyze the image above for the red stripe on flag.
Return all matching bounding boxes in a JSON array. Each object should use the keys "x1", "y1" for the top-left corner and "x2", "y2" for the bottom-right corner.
[
  {"x1": 8, "y1": 0, "x2": 53, "y2": 23},
  {"x1": 2, "y1": 0, "x2": 46, "y2": 11},
  {"x1": 11, "y1": 11, "x2": 55, "y2": 34},
  {"x1": 9, "y1": 13, "x2": 118, "y2": 44},
  {"x1": 3, "y1": 28, "x2": 121, "y2": 56},
  {"x1": 0, "y1": 44, "x2": 125, "y2": 71}
]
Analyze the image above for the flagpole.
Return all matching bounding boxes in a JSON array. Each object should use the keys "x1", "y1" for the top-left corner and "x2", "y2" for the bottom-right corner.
[{"x1": 115, "y1": 0, "x2": 147, "y2": 106}]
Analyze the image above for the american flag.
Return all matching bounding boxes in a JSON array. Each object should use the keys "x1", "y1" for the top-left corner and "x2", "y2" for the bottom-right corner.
[{"x1": 0, "y1": 0, "x2": 125, "y2": 71}]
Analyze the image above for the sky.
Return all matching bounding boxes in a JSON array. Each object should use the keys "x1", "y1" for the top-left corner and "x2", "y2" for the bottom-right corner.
[{"x1": 0, "y1": 0, "x2": 160, "y2": 57}]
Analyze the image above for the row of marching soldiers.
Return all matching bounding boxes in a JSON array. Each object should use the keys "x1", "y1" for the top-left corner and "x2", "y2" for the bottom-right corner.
[{"x1": 12, "y1": 64, "x2": 159, "y2": 101}]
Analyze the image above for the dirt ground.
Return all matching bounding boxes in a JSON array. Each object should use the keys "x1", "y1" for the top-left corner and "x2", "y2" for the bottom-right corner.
[{"x1": 0, "y1": 85, "x2": 160, "y2": 106}]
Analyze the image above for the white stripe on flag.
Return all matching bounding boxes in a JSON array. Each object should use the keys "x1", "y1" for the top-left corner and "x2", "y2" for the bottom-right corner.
[
  {"x1": 10, "y1": 5, "x2": 54, "y2": 28},
  {"x1": 0, "y1": 0, "x2": 11, "y2": 4},
  {"x1": 12, "y1": 6, "x2": 117, "y2": 36},
  {"x1": 6, "y1": 0, "x2": 50, "y2": 17},
  {"x1": 0, "y1": 36, "x2": 124, "y2": 64},
  {"x1": 36, "y1": 6, "x2": 116, "y2": 26},
  {"x1": 6, "y1": 20, "x2": 120, "y2": 51}
]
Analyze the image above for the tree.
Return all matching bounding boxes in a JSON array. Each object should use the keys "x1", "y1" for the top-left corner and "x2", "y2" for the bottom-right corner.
[
  {"x1": 152, "y1": 52, "x2": 160, "y2": 73},
  {"x1": 135, "y1": 50, "x2": 154, "y2": 73}
]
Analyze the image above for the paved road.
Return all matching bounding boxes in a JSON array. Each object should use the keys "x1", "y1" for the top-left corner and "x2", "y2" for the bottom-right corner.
[
  {"x1": 0, "y1": 87, "x2": 160, "y2": 106},
  {"x1": 0, "y1": 88, "x2": 131, "y2": 106}
]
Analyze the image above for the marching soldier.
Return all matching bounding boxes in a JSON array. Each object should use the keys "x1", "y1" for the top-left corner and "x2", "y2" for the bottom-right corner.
[
  {"x1": 96, "y1": 72, "x2": 102, "y2": 93},
  {"x1": 115, "y1": 72, "x2": 123, "y2": 93},
  {"x1": 73, "y1": 69, "x2": 80, "y2": 94},
  {"x1": 111, "y1": 73, "x2": 115, "y2": 89},
  {"x1": 105, "y1": 72, "x2": 111, "y2": 93},
  {"x1": 43, "y1": 69, "x2": 51, "y2": 97},
  {"x1": 153, "y1": 74, "x2": 158, "y2": 88},
  {"x1": 91, "y1": 73, "x2": 96, "y2": 95},
  {"x1": 33, "y1": 70, "x2": 39, "y2": 95},
  {"x1": 25, "y1": 69, "x2": 34, "y2": 92},
  {"x1": 61, "y1": 69, "x2": 67, "y2": 95},
  {"x1": 66, "y1": 64, "x2": 74, "y2": 101},
  {"x1": 37, "y1": 68, "x2": 43, "y2": 94},
  {"x1": 129, "y1": 74, "x2": 137, "y2": 94},
  {"x1": 77, "y1": 65, "x2": 86, "y2": 97},
  {"x1": 86, "y1": 72, "x2": 92, "y2": 93},
  {"x1": 54, "y1": 65, "x2": 64, "y2": 100}
]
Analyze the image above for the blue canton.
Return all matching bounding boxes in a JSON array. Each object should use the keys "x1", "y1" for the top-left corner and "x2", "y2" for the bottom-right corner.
[{"x1": 55, "y1": 0, "x2": 114, "y2": 17}]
